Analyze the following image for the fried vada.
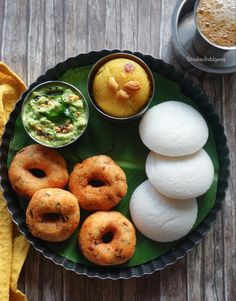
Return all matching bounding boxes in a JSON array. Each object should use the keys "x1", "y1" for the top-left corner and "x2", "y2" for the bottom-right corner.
[
  {"x1": 79, "y1": 211, "x2": 136, "y2": 265},
  {"x1": 8, "y1": 144, "x2": 69, "y2": 199},
  {"x1": 69, "y1": 155, "x2": 127, "y2": 211},
  {"x1": 26, "y1": 188, "x2": 80, "y2": 242}
]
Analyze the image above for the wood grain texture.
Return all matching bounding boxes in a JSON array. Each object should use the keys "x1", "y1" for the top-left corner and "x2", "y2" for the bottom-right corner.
[
  {"x1": 64, "y1": 0, "x2": 87, "y2": 56},
  {"x1": 222, "y1": 73, "x2": 236, "y2": 301},
  {"x1": 0, "y1": 0, "x2": 4, "y2": 51},
  {"x1": 24, "y1": 249, "x2": 42, "y2": 301},
  {"x1": 187, "y1": 244, "x2": 204, "y2": 301},
  {"x1": 0, "y1": 0, "x2": 235, "y2": 300},
  {"x1": 0, "y1": 0, "x2": 28, "y2": 82},
  {"x1": 199, "y1": 76, "x2": 225, "y2": 301},
  {"x1": 87, "y1": 0, "x2": 106, "y2": 50},
  {"x1": 27, "y1": 0, "x2": 44, "y2": 83}
]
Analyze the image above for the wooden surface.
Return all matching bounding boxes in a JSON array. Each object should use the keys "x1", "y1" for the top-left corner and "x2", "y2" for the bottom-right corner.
[{"x1": 0, "y1": 0, "x2": 235, "y2": 300}]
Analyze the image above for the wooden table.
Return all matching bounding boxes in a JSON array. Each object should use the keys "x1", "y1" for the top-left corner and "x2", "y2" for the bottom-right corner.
[{"x1": 0, "y1": 0, "x2": 235, "y2": 300}]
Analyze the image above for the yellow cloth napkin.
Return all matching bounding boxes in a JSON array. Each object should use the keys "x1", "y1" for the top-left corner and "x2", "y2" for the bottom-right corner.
[{"x1": 0, "y1": 62, "x2": 30, "y2": 301}]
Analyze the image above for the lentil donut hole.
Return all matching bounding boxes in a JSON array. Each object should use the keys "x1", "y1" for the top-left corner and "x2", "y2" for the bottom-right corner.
[
  {"x1": 69, "y1": 155, "x2": 128, "y2": 211},
  {"x1": 26, "y1": 188, "x2": 80, "y2": 242},
  {"x1": 8, "y1": 144, "x2": 69, "y2": 199},
  {"x1": 79, "y1": 211, "x2": 136, "y2": 265}
]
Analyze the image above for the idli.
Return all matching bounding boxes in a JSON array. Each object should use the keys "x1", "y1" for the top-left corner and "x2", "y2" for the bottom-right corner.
[
  {"x1": 139, "y1": 101, "x2": 209, "y2": 156},
  {"x1": 129, "y1": 180, "x2": 198, "y2": 242},
  {"x1": 146, "y1": 149, "x2": 214, "y2": 199}
]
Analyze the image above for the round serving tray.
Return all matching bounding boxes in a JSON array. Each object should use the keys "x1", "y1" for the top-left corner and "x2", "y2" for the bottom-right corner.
[{"x1": 0, "y1": 49, "x2": 230, "y2": 279}]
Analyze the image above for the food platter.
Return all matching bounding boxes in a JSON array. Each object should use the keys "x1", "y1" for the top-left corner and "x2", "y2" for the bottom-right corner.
[{"x1": 0, "y1": 49, "x2": 230, "y2": 279}]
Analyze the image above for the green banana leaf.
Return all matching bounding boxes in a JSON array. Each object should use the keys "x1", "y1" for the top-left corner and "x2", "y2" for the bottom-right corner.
[{"x1": 7, "y1": 66, "x2": 219, "y2": 267}]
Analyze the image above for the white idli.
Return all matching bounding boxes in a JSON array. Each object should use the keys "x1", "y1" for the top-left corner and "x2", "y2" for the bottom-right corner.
[
  {"x1": 129, "y1": 180, "x2": 198, "y2": 242},
  {"x1": 139, "y1": 101, "x2": 209, "y2": 156},
  {"x1": 146, "y1": 148, "x2": 214, "y2": 199}
]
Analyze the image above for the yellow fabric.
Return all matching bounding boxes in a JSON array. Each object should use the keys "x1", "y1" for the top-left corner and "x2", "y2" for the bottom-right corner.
[{"x1": 0, "y1": 62, "x2": 30, "y2": 301}]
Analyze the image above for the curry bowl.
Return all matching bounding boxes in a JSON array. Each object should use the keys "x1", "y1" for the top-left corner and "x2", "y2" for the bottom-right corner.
[
  {"x1": 87, "y1": 52, "x2": 155, "y2": 122},
  {"x1": 21, "y1": 81, "x2": 89, "y2": 148}
]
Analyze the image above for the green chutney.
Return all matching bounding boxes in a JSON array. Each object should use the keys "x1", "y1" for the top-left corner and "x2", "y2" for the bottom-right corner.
[{"x1": 22, "y1": 83, "x2": 88, "y2": 147}]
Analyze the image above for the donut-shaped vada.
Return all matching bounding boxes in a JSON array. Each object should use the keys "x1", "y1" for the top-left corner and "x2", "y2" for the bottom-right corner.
[
  {"x1": 69, "y1": 155, "x2": 127, "y2": 211},
  {"x1": 79, "y1": 211, "x2": 136, "y2": 265},
  {"x1": 26, "y1": 188, "x2": 80, "y2": 242},
  {"x1": 8, "y1": 144, "x2": 69, "y2": 198}
]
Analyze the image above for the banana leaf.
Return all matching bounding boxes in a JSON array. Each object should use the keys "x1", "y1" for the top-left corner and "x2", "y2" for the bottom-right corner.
[{"x1": 7, "y1": 66, "x2": 219, "y2": 267}]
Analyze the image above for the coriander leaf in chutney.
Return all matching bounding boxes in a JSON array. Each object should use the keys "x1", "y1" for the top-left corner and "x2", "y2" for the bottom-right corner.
[{"x1": 22, "y1": 83, "x2": 88, "y2": 147}]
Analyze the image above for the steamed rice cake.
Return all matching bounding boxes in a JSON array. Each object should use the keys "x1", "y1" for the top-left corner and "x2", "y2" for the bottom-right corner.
[
  {"x1": 139, "y1": 101, "x2": 209, "y2": 156},
  {"x1": 146, "y1": 149, "x2": 214, "y2": 199},
  {"x1": 129, "y1": 180, "x2": 198, "y2": 242},
  {"x1": 92, "y1": 58, "x2": 151, "y2": 117}
]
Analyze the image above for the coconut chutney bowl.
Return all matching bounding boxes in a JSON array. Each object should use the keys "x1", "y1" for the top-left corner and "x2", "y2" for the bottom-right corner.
[{"x1": 21, "y1": 81, "x2": 89, "y2": 148}]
